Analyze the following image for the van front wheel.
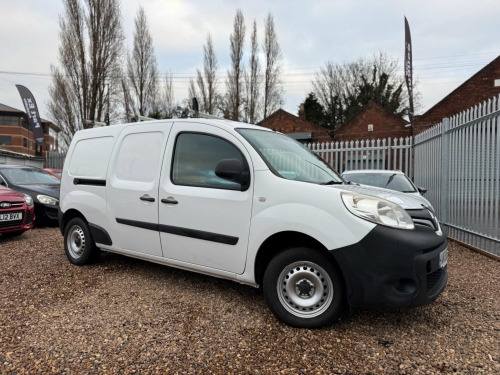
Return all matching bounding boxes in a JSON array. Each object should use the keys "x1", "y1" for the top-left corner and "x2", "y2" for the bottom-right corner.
[
  {"x1": 263, "y1": 248, "x2": 344, "y2": 328},
  {"x1": 64, "y1": 217, "x2": 98, "y2": 265}
]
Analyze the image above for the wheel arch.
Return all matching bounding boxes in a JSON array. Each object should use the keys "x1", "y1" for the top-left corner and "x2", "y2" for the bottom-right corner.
[
  {"x1": 254, "y1": 231, "x2": 345, "y2": 289},
  {"x1": 59, "y1": 209, "x2": 88, "y2": 235}
]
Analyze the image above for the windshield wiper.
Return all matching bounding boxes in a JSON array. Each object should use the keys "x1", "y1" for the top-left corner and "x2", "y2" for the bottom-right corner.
[
  {"x1": 384, "y1": 173, "x2": 397, "y2": 187},
  {"x1": 321, "y1": 180, "x2": 343, "y2": 185},
  {"x1": 303, "y1": 160, "x2": 343, "y2": 185}
]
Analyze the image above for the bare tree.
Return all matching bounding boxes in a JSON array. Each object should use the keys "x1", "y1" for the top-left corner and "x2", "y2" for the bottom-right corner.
[
  {"x1": 243, "y1": 20, "x2": 261, "y2": 124},
  {"x1": 160, "y1": 71, "x2": 176, "y2": 118},
  {"x1": 196, "y1": 34, "x2": 219, "y2": 115},
  {"x1": 188, "y1": 78, "x2": 197, "y2": 105},
  {"x1": 127, "y1": 6, "x2": 159, "y2": 117},
  {"x1": 262, "y1": 13, "x2": 283, "y2": 119},
  {"x1": 48, "y1": 0, "x2": 124, "y2": 148},
  {"x1": 313, "y1": 52, "x2": 421, "y2": 128},
  {"x1": 225, "y1": 9, "x2": 245, "y2": 121}
]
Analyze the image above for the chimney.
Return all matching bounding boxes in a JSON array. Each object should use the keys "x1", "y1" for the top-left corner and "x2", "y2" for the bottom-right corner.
[{"x1": 299, "y1": 103, "x2": 306, "y2": 121}]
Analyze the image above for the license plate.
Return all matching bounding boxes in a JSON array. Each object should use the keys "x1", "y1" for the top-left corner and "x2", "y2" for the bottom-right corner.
[
  {"x1": 439, "y1": 248, "x2": 448, "y2": 268},
  {"x1": 0, "y1": 212, "x2": 22, "y2": 222}
]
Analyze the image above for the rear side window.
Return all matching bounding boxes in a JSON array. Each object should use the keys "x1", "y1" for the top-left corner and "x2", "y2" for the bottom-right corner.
[
  {"x1": 115, "y1": 132, "x2": 164, "y2": 183},
  {"x1": 172, "y1": 133, "x2": 245, "y2": 190},
  {"x1": 69, "y1": 137, "x2": 114, "y2": 178}
]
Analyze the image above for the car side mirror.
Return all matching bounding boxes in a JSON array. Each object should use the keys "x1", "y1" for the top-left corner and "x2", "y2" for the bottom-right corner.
[
  {"x1": 417, "y1": 187, "x2": 427, "y2": 195},
  {"x1": 215, "y1": 159, "x2": 250, "y2": 190}
]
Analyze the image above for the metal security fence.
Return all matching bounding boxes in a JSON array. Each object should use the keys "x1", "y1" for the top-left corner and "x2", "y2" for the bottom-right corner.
[
  {"x1": 45, "y1": 151, "x2": 66, "y2": 169},
  {"x1": 307, "y1": 137, "x2": 412, "y2": 174},
  {"x1": 415, "y1": 96, "x2": 500, "y2": 256}
]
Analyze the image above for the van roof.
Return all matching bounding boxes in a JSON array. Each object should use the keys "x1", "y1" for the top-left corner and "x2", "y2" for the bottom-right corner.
[{"x1": 81, "y1": 118, "x2": 269, "y2": 134}]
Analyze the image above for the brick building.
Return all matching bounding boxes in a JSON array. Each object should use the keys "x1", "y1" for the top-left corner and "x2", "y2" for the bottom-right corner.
[
  {"x1": 333, "y1": 102, "x2": 410, "y2": 142},
  {"x1": 257, "y1": 108, "x2": 332, "y2": 143},
  {"x1": 416, "y1": 55, "x2": 500, "y2": 126},
  {"x1": 0, "y1": 103, "x2": 60, "y2": 157}
]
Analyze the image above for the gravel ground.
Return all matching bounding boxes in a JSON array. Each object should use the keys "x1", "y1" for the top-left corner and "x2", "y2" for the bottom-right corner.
[{"x1": 0, "y1": 228, "x2": 499, "y2": 374}]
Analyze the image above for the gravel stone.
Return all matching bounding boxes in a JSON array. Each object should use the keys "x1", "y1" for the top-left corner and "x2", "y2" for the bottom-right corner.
[{"x1": 1, "y1": 228, "x2": 499, "y2": 374}]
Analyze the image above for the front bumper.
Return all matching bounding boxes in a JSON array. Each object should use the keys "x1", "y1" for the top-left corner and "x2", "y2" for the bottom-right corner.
[
  {"x1": 35, "y1": 203, "x2": 59, "y2": 225},
  {"x1": 330, "y1": 224, "x2": 448, "y2": 309},
  {"x1": 0, "y1": 205, "x2": 35, "y2": 234}
]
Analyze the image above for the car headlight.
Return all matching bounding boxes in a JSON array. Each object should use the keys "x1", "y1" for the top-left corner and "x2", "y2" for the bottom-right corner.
[
  {"x1": 23, "y1": 194, "x2": 34, "y2": 206},
  {"x1": 341, "y1": 192, "x2": 414, "y2": 230},
  {"x1": 37, "y1": 194, "x2": 59, "y2": 206}
]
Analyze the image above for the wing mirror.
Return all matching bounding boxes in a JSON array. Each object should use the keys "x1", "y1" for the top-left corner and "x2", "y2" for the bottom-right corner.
[
  {"x1": 417, "y1": 187, "x2": 427, "y2": 195},
  {"x1": 215, "y1": 159, "x2": 250, "y2": 190}
]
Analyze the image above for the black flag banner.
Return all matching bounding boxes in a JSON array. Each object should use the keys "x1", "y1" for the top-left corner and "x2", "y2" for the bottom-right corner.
[
  {"x1": 15, "y1": 85, "x2": 46, "y2": 145},
  {"x1": 404, "y1": 16, "x2": 414, "y2": 126}
]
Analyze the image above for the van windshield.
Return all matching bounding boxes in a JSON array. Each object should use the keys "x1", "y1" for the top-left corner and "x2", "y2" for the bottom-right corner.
[{"x1": 238, "y1": 129, "x2": 343, "y2": 185}]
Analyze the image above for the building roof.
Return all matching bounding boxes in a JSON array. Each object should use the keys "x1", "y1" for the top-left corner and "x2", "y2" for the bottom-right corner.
[
  {"x1": 0, "y1": 103, "x2": 25, "y2": 114},
  {"x1": 338, "y1": 102, "x2": 409, "y2": 131},
  {"x1": 419, "y1": 55, "x2": 500, "y2": 119},
  {"x1": 258, "y1": 108, "x2": 333, "y2": 134}
]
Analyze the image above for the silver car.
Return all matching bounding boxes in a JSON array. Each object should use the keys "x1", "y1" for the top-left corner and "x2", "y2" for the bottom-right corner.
[{"x1": 341, "y1": 169, "x2": 434, "y2": 211}]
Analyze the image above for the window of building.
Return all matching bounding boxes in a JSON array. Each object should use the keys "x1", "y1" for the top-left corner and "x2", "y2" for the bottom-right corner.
[
  {"x1": 172, "y1": 133, "x2": 246, "y2": 190},
  {"x1": 0, "y1": 116, "x2": 21, "y2": 126},
  {"x1": 0, "y1": 135, "x2": 12, "y2": 145},
  {"x1": 23, "y1": 137, "x2": 28, "y2": 148}
]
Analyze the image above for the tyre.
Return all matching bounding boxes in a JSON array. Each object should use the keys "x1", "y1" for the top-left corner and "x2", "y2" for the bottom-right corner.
[
  {"x1": 64, "y1": 217, "x2": 98, "y2": 265},
  {"x1": 263, "y1": 247, "x2": 344, "y2": 328}
]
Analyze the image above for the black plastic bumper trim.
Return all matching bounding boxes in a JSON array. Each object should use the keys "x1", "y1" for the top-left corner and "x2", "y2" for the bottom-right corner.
[
  {"x1": 330, "y1": 224, "x2": 448, "y2": 309},
  {"x1": 116, "y1": 218, "x2": 238, "y2": 245},
  {"x1": 89, "y1": 223, "x2": 113, "y2": 246}
]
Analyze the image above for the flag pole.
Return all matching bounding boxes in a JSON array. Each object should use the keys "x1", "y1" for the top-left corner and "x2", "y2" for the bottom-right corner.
[{"x1": 404, "y1": 16, "x2": 415, "y2": 180}]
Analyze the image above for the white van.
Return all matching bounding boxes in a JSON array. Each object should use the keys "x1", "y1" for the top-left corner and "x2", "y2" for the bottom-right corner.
[{"x1": 59, "y1": 119, "x2": 448, "y2": 328}]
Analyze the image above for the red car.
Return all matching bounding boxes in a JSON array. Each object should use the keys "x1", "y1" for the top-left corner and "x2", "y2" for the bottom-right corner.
[
  {"x1": 43, "y1": 168, "x2": 62, "y2": 179},
  {"x1": 0, "y1": 185, "x2": 35, "y2": 236}
]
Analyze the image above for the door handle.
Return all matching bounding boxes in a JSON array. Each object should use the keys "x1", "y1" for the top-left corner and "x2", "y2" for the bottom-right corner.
[
  {"x1": 140, "y1": 194, "x2": 155, "y2": 202},
  {"x1": 161, "y1": 197, "x2": 178, "y2": 205}
]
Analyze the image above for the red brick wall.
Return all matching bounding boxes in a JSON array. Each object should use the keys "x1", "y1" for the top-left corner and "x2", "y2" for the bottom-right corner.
[
  {"x1": 0, "y1": 125, "x2": 56, "y2": 157},
  {"x1": 334, "y1": 103, "x2": 410, "y2": 142},
  {"x1": 0, "y1": 126, "x2": 36, "y2": 156},
  {"x1": 416, "y1": 56, "x2": 500, "y2": 126}
]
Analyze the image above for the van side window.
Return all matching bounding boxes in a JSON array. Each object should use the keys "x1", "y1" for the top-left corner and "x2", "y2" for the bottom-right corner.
[
  {"x1": 69, "y1": 136, "x2": 114, "y2": 178},
  {"x1": 116, "y1": 132, "x2": 164, "y2": 183},
  {"x1": 172, "y1": 133, "x2": 245, "y2": 190}
]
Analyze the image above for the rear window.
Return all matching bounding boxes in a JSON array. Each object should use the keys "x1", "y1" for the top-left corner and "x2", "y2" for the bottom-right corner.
[{"x1": 69, "y1": 137, "x2": 114, "y2": 178}]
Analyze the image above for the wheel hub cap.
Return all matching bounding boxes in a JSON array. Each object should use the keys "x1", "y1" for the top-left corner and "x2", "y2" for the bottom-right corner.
[
  {"x1": 296, "y1": 279, "x2": 315, "y2": 297},
  {"x1": 277, "y1": 261, "x2": 334, "y2": 318}
]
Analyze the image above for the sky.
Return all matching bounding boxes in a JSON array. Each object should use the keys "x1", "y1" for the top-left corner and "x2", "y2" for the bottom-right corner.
[{"x1": 0, "y1": 0, "x2": 499, "y2": 122}]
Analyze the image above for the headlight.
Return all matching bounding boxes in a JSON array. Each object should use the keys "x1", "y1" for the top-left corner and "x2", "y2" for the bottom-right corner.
[
  {"x1": 23, "y1": 194, "x2": 33, "y2": 206},
  {"x1": 37, "y1": 195, "x2": 59, "y2": 206},
  {"x1": 341, "y1": 192, "x2": 414, "y2": 230}
]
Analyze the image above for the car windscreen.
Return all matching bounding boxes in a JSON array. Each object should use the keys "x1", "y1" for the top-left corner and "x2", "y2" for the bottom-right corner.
[
  {"x1": 343, "y1": 173, "x2": 416, "y2": 192},
  {"x1": 237, "y1": 129, "x2": 343, "y2": 184},
  {"x1": 1, "y1": 168, "x2": 61, "y2": 185}
]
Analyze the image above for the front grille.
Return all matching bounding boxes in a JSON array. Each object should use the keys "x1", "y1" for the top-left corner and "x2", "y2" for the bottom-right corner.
[
  {"x1": 0, "y1": 210, "x2": 23, "y2": 228},
  {"x1": 427, "y1": 267, "x2": 445, "y2": 293},
  {"x1": 413, "y1": 218, "x2": 437, "y2": 231},
  {"x1": 0, "y1": 201, "x2": 23, "y2": 207}
]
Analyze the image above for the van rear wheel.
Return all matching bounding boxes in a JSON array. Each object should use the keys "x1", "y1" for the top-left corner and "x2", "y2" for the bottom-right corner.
[
  {"x1": 263, "y1": 247, "x2": 344, "y2": 328},
  {"x1": 64, "y1": 217, "x2": 98, "y2": 265}
]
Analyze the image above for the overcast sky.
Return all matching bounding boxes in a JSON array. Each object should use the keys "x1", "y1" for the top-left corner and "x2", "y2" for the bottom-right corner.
[{"x1": 0, "y1": 0, "x2": 499, "y2": 121}]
